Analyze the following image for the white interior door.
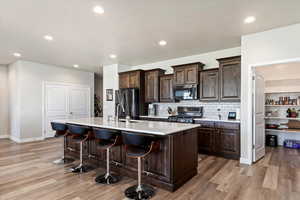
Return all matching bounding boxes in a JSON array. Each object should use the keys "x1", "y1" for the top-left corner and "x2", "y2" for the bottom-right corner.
[
  {"x1": 44, "y1": 84, "x2": 68, "y2": 138},
  {"x1": 69, "y1": 86, "x2": 91, "y2": 119},
  {"x1": 253, "y1": 71, "x2": 265, "y2": 162},
  {"x1": 44, "y1": 83, "x2": 91, "y2": 138}
]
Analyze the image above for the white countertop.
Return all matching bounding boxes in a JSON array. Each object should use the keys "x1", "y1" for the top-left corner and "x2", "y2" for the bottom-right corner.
[
  {"x1": 53, "y1": 117, "x2": 200, "y2": 136},
  {"x1": 193, "y1": 118, "x2": 240, "y2": 123}
]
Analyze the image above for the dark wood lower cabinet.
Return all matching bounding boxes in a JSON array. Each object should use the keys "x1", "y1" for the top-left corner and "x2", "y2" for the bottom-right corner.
[
  {"x1": 196, "y1": 121, "x2": 240, "y2": 160},
  {"x1": 197, "y1": 127, "x2": 214, "y2": 153},
  {"x1": 65, "y1": 128, "x2": 198, "y2": 192}
]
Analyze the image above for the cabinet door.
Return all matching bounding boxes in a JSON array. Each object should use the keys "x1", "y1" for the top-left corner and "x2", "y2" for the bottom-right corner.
[
  {"x1": 185, "y1": 65, "x2": 198, "y2": 84},
  {"x1": 219, "y1": 57, "x2": 241, "y2": 101},
  {"x1": 145, "y1": 71, "x2": 159, "y2": 102},
  {"x1": 160, "y1": 75, "x2": 173, "y2": 102},
  {"x1": 217, "y1": 125, "x2": 240, "y2": 159},
  {"x1": 197, "y1": 127, "x2": 214, "y2": 154},
  {"x1": 144, "y1": 137, "x2": 171, "y2": 182},
  {"x1": 119, "y1": 73, "x2": 130, "y2": 89},
  {"x1": 173, "y1": 67, "x2": 185, "y2": 85},
  {"x1": 200, "y1": 70, "x2": 219, "y2": 101},
  {"x1": 129, "y1": 72, "x2": 140, "y2": 88}
]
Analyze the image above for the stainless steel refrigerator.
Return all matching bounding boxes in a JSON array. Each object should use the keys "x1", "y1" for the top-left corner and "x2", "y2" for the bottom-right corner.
[{"x1": 115, "y1": 88, "x2": 139, "y2": 120}]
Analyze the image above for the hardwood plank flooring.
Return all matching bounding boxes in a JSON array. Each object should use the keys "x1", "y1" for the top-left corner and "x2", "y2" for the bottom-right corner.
[{"x1": 1, "y1": 138, "x2": 300, "y2": 200}]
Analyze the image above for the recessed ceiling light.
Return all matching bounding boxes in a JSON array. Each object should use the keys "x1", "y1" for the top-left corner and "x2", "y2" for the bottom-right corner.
[
  {"x1": 73, "y1": 64, "x2": 79, "y2": 68},
  {"x1": 244, "y1": 16, "x2": 256, "y2": 24},
  {"x1": 93, "y1": 6, "x2": 104, "y2": 15},
  {"x1": 13, "y1": 52, "x2": 21, "y2": 57},
  {"x1": 110, "y1": 54, "x2": 117, "y2": 59},
  {"x1": 159, "y1": 40, "x2": 167, "y2": 46},
  {"x1": 44, "y1": 35, "x2": 53, "y2": 41}
]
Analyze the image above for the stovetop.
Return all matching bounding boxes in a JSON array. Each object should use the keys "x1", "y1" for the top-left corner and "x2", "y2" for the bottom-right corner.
[
  {"x1": 168, "y1": 115, "x2": 202, "y2": 124},
  {"x1": 167, "y1": 106, "x2": 203, "y2": 124}
]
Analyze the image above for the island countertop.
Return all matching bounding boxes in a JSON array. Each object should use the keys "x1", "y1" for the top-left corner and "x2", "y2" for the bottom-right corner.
[{"x1": 53, "y1": 117, "x2": 200, "y2": 136}]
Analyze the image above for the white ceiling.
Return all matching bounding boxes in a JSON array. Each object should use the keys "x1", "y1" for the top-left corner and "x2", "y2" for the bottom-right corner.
[
  {"x1": 256, "y1": 62, "x2": 300, "y2": 81},
  {"x1": 1, "y1": 0, "x2": 300, "y2": 73}
]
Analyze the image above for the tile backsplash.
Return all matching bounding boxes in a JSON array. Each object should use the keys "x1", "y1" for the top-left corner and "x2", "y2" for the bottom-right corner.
[{"x1": 153, "y1": 101, "x2": 240, "y2": 119}]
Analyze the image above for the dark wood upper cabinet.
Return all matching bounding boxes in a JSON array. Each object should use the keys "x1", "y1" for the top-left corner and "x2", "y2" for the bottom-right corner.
[
  {"x1": 118, "y1": 70, "x2": 146, "y2": 115},
  {"x1": 160, "y1": 74, "x2": 174, "y2": 102},
  {"x1": 119, "y1": 73, "x2": 130, "y2": 89},
  {"x1": 199, "y1": 69, "x2": 219, "y2": 101},
  {"x1": 173, "y1": 66, "x2": 185, "y2": 85},
  {"x1": 145, "y1": 69, "x2": 165, "y2": 103},
  {"x1": 217, "y1": 56, "x2": 241, "y2": 102},
  {"x1": 172, "y1": 63, "x2": 204, "y2": 86},
  {"x1": 129, "y1": 71, "x2": 141, "y2": 88},
  {"x1": 119, "y1": 70, "x2": 144, "y2": 89}
]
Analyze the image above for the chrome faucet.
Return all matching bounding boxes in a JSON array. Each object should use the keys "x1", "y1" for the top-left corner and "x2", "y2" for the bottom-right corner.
[
  {"x1": 218, "y1": 114, "x2": 222, "y2": 120},
  {"x1": 217, "y1": 108, "x2": 221, "y2": 120}
]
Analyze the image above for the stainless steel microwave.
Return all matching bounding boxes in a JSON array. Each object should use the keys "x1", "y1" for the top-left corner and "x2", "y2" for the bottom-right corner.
[{"x1": 174, "y1": 84, "x2": 198, "y2": 101}]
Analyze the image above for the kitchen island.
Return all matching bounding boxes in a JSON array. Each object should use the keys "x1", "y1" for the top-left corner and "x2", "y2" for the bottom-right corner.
[{"x1": 54, "y1": 117, "x2": 200, "y2": 192}]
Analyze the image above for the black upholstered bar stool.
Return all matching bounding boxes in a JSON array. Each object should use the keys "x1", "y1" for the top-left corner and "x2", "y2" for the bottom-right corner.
[
  {"x1": 121, "y1": 131, "x2": 160, "y2": 200},
  {"x1": 50, "y1": 122, "x2": 74, "y2": 164},
  {"x1": 93, "y1": 128, "x2": 122, "y2": 184},
  {"x1": 67, "y1": 124, "x2": 93, "y2": 173}
]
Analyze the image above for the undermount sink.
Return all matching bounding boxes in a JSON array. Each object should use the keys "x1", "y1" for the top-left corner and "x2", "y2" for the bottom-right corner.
[{"x1": 118, "y1": 119, "x2": 139, "y2": 123}]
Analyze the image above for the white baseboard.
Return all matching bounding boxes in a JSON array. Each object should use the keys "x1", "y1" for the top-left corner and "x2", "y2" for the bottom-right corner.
[
  {"x1": 0, "y1": 134, "x2": 10, "y2": 139},
  {"x1": 9, "y1": 135, "x2": 45, "y2": 143},
  {"x1": 240, "y1": 157, "x2": 252, "y2": 165}
]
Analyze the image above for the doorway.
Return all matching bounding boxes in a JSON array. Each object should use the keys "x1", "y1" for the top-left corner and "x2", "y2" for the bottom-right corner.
[
  {"x1": 252, "y1": 61, "x2": 300, "y2": 162},
  {"x1": 43, "y1": 82, "x2": 91, "y2": 138}
]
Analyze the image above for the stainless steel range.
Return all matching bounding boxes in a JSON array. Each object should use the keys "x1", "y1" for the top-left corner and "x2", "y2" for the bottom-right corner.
[{"x1": 168, "y1": 106, "x2": 203, "y2": 123}]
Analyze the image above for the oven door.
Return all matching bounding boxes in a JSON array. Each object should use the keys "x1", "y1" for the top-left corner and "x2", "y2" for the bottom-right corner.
[{"x1": 174, "y1": 85, "x2": 198, "y2": 100}]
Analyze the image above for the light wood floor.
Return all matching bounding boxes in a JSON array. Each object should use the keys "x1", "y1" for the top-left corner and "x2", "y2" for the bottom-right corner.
[{"x1": 0, "y1": 138, "x2": 300, "y2": 200}]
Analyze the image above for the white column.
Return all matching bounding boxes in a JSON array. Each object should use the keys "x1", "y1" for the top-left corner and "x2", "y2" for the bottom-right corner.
[{"x1": 102, "y1": 64, "x2": 119, "y2": 118}]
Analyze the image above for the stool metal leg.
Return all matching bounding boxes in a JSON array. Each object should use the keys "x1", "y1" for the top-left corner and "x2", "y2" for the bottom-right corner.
[
  {"x1": 53, "y1": 136, "x2": 74, "y2": 164},
  {"x1": 95, "y1": 148, "x2": 120, "y2": 184},
  {"x1": 70, "y1": 141, "x2": 93, "y2": 173},
  {"x1": 124, "y1": 157, "x2": 155, "y2": 200}
]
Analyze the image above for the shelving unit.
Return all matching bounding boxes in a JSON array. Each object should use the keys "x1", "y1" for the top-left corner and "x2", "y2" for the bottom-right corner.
[
  {"x1": 265, "y1": 92, "x2": 300, "y2": 145},
  {"x1": 265, "y1": 105, "x2": 300, "y2": 107},
  {"x1": 266, "y1": 129, "x2": 300, "y2": 134},
  {"x1": 265, "y1": 117, "x2": 300, "y2": 120}
]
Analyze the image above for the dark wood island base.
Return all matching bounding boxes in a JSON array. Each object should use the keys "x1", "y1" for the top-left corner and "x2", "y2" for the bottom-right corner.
[{"x1": 65, "y1": 128, "x2": 198, "y2": 192}]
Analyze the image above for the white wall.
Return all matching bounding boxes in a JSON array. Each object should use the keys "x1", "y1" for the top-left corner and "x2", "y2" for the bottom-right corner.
[
  {"x1": 241, "y1": 23, "x2": 300, "y2": 164},
  {"x1": 119, "y1": 47, "x2": 241, "y2": 73},
  {"x1": 8, "y1": 61, "x2": 21, "y2": 140},
  {"x1": 103, "y1": 64, "x2": 119, "y2": 118},
  {"x1": 9, "y1": 60, "x2": 94, "y2": 142},
  {"x1": 0, "y1": 65, "x2": 9, "y2": 138},
  {"x1": 265, "y1": 79, "x2": 300, "y2": 93}
]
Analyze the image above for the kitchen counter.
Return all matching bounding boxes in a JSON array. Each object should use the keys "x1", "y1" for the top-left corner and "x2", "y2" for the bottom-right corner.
[
  {"x1": 54, "y1": 117, "x2": 199, "y2": 136},
  {"x1": 194, "y1": 118, "x2": 240, "y2": 123},
  {"x1": 54, "y1": 117, "x2": 199, "y2": 192}
]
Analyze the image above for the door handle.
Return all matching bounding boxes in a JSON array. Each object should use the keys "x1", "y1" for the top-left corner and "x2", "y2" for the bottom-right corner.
[{"x1": 70, "y1": 112, "x2": 73, "y2": 115}]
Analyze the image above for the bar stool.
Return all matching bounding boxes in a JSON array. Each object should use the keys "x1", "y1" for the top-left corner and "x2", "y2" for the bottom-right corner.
[
  {"x1": 50, "y1": 122, "x2": 74, "y2": 164},
  {"x1": 121, "y1": 131, "x2": 160, "y2": 200},
  {"x1": 67, "y1": 124, "x2": 93, "y2": 173},
  {"x1": 93, "y1": 128, "x2": 122, "y2": 184}
]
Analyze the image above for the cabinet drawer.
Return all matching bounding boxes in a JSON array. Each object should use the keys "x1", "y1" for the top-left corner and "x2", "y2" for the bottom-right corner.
[{"x1": 215, "y1": 122, "x2": 240, "y2": 130}]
